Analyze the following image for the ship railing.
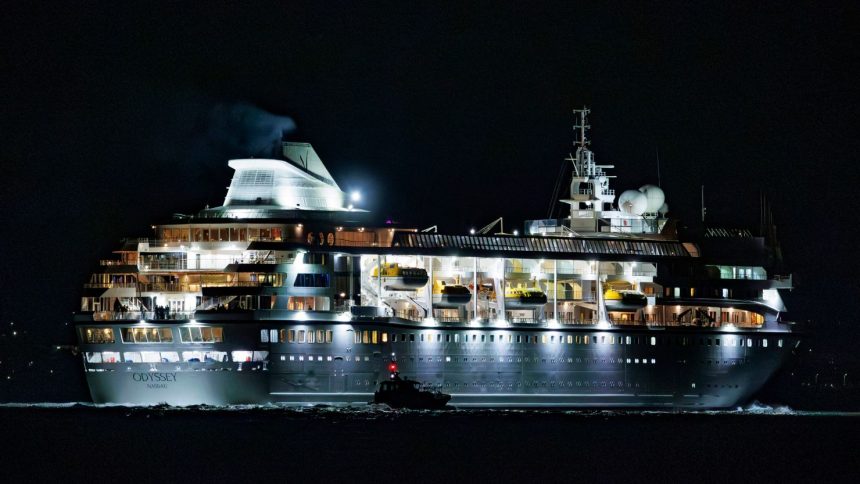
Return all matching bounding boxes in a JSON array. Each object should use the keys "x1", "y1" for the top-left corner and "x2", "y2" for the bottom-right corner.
[
  {"x1": 394, "y1": 310, "x2": 423, "y2": 322},
  {"x1": 83, "y1": 282, "x2": 138, "y2": 289},
  {"x1": 99, "y1": 260, "x2": 135, "y2": 266},
  {"x1": 91, "y1": 310, "x2": 196, "y2": 321}
]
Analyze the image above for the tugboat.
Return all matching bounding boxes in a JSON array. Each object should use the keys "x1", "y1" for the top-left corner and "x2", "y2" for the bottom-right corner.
[{"x1": 373, "y1": 363, "x2": 451, "y2": 409}]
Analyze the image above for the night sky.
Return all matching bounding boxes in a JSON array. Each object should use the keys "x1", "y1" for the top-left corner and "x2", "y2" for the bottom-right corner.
[{"x1": 2, "y1": 1, "x2": 859, "y2": 359}]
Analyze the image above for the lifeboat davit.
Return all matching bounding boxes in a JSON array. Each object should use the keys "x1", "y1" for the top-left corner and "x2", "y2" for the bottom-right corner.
[
  {"x1": 604, "y1": 289, "x2": 647, "y2": 310},
  {"x1": 504, "y1": 287, "x2": 548, "y2": 308},
  {"x1": 371, "y1": 263, "x2": 429, "y2": 291},
  {"x1": 432, "y1": 280, "x2": 472, "y2": 308}
]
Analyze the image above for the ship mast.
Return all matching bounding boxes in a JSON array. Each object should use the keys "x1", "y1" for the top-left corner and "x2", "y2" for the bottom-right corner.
[{"x1": 562, "y1": 107, "x2": 616, "y2": 233}]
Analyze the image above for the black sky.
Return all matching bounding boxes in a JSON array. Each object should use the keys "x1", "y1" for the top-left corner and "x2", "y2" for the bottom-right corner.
[{"x1": 2, "y1": 1, "x2": 859, "y2": 345}]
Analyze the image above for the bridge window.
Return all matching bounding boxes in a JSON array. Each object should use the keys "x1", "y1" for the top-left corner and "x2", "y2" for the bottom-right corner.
[{"x1": 294, "y1": 273, "x2": 330, "y2": 288}]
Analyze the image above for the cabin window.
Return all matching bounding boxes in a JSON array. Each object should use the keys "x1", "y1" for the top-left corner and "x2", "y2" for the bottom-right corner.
[
  {"x1": 123, "y1": 352, "x2": 142, "y2": 362},
  {"x1": 307, "y1": 330, "x2": 316, "y2": 343},
  {"x1": 83, "y1": 327, "x2": 115, "y2": 344},
  {"x1": 298, "y1": 330, "x2": 307, "y2": 343},
  {"x1": 85, "y1": 352, "x2": 103, "y2": 363},
  {"x1": 410, "y1": 334, "x2": 415, "y2": 342},
  {"x1": 260, "y1": 330, "x2": 269, "y2": 343},
  {"x1": 372, "y1": 331, "x2": 378, "y2": 344},
  {"x1": 382, "y1": 332, "x2": 388, "y2": 343},
  {"x1": 454, "y1": 334, "x2": 459, "y2": 343},
  {"x1": 326, "y1": 330, "x2": 333, "y2": 343},
  {"x1": 490, "y1": 335, "x2": 495, "y2": 343},
  {"x1": 270, "y1": 329, "x2": 278, "y2": 343},
  {"x1": 182, "y1": 351, "x2": 227, "y2": 362},
  {"x1": 650, "y1": 337, "x2": 656, "y2": 346},
  {"x1": 316, "y1": 330, "x2": 324, "y2": 343},
  {"x1": 362, "y1": 331, "x2": 369, "y2": 344},
  {"x1": 354, "y1": 332, "x2": 361, "y2": 344},
  {"x1": 436, "y1": 334, "x2": 441, "y2": 342},
  {"x1": 762, "y1": 338, "x2": 768, "y2": 348},
  {"x1": 159, "y1": 352, "x2": 180, "y2": 362},
  {"x1": 541, "y1": 335, "x2": 548, "y2": 344},
  {"x1": 141, "y1": 351, "x2": 161, "y2": 363}
]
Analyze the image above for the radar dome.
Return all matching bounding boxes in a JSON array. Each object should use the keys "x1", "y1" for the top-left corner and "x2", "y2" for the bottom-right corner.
[
  {"x1": 618, "y1": 190, "x2": 648, "y2": 215},
  {"x1": 638, "y1": 184, "x2": 666, "y2": 213},
  {"x1": 658, "y1": 202, "x2": 669, "y2": 215}
]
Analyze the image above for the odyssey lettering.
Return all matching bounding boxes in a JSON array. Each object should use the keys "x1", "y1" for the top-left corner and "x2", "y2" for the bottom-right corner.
[{"x1": 132, "y1": 372, "x2": 177, "y2": 383}]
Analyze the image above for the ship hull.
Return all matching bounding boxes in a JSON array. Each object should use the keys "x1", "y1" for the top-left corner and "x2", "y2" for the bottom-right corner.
[{"x1": 78, "y1": 319, "x2": 798, "y2": 409}]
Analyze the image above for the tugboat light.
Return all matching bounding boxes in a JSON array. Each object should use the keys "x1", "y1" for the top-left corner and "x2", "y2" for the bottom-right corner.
[
  {"x1": 388, "y1": 362, "x2": 398, "y2": 373},
  {"x1": 350, "y1": 191, "x2": 361, "y2": 202}
]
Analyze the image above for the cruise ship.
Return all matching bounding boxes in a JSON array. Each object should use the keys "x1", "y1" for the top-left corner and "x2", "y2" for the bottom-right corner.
[{"x1": 74, "y1": 108, "x2": 799, "y2": 408}]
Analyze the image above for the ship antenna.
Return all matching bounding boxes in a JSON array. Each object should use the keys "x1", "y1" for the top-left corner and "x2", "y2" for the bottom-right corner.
[{"x1": 572, "y1": 106, "x2": 591, "y2": 149}]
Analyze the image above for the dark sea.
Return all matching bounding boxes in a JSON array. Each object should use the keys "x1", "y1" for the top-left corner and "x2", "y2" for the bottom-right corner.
[{"x1": 2, "y1": 403, "x2": 858, "y2": 483}]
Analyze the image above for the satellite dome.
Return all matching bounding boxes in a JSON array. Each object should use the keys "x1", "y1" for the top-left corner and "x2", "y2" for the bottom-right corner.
[
  {"x1": 618, "y1": 190, "x2": 648, "y2": 215},
  {"x1": 658, "y1": 202, "x2": 669, "y2": 215},
  {"x1": 638, "y1": 184, "x2": 666, "y2": 213}
]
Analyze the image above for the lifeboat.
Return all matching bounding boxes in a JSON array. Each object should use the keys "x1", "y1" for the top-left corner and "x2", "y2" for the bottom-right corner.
[
  {"x1": 504, "y1": 285, "x2": 548, "y2": 308},
  {"x1": 431, "y1": 280, "x2": 472, "y2": 308},
  {"x1": 370, "y1": 263, "x2": 429, "y2": 291},
  {"x1": 604, "y1": 288, "x2": 647, "y2": 310}
]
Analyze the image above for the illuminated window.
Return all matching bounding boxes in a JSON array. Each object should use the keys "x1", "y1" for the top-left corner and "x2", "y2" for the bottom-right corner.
[
  {"x1": 179, "y1": 326, "x2": 224, "y2": 343},
  {"x1": 382, "y1": 332, "x2": 388, "y2": 343},
  {"x1": 299, "y1": 330, "x2": 306, "y2": 343},
  {"x1": 83, "y1": 327, "x2": 115, "y2": 344}
]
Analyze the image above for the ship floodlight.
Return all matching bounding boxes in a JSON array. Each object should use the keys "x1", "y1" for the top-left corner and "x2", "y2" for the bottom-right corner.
[
  {"x1": 139, "y1": 320, "x2": 146, "y2": 324},
  {"x1": 513, "y1": 230, "x2": 519, "y2": 236},
  {"x1": 350, "y1": 191, "x2": 361, "y2": 202},
  {"x1": 347, "y1": 204, "x2": 354, "y2": 211},
  {"x1": 469, "y1": 228, "x2": 476, "y2": 235},
  {"x1": 189, "y1": 319, "x2": 197, "y2": 324}
]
